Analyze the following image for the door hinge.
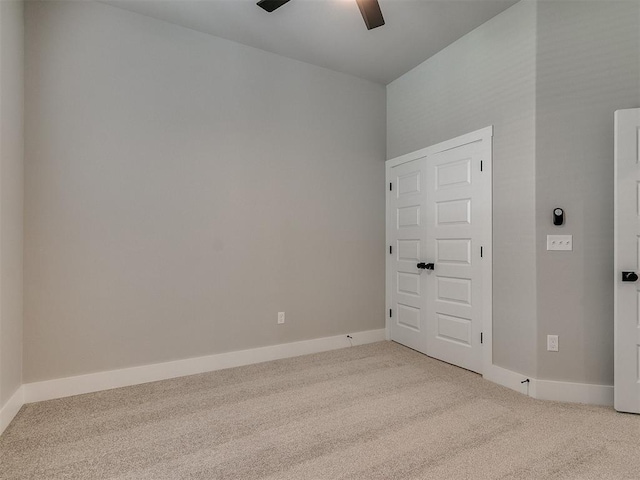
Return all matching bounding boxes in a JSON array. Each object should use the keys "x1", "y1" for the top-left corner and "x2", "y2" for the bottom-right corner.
[
  {"x1": 480, "y1": 160, "x2": 483, "y2": 172},
  {"x1": 481, "y1": 246, "x2": 483, "y2": 258},
  {"x1": 389, "y1": 182, "x2": 393, "y2": 191},
  {"x1": 389, "y1": 245, "x2": 393, "y2": 255},
  {"x1": 481, "y1": 332, "x2": 483, "y2": 344},
  {"x1": 389, "y1": 309, "x2": 393, "y2": 318}
]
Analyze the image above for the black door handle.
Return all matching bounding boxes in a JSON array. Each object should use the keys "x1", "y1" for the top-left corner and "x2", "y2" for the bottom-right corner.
[
  {"x1": 417, "y1": 262, "x2": 435, "y2": 270},
  {"x1": 622, "y1": 271, "x2": 638, "y2": 282}
]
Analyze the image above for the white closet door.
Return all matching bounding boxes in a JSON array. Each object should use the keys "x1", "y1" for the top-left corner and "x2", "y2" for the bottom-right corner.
[
  {"x1": 387, "y1": 129, "x2": 491, "y2": 376},
  {"x1": 425, "y1": 142, "x2": 484, "y2": 374},
  {"x1": 388, "y1": 157, "x2": 428, "y2": 353}
]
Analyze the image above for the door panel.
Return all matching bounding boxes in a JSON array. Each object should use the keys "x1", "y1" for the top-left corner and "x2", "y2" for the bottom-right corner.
[
  {"x1": 436, "y1": 313, "x2": 472, "y2": 346},
  {"x1": 436, "y1": 198, "x2": 471, "y2": 225},
  {"x1": 389, "y1": 159, "x2": 428, "y2": 352},
  {"x1": 436, "y1": 239, "x2": 471, "y2": 265},
  {"x1": 614, "y1": 108, "x2": 640, "y2": 414},
  {"x1": 426, "y1": 142, "x2": 483, "y2": 373},
  {"x1": 436, "y1": 276, "x2": 472, "y2": 305}
]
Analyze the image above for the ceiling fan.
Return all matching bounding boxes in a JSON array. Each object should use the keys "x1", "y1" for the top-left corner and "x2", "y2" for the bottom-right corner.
[{"x1": 256, "y1": 0, "x2": 385, "y2": 30}]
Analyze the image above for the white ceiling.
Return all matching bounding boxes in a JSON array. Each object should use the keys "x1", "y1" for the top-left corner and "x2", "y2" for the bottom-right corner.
[{"x1": 102, "y1": 0, "x2": 518, "y2": 85}]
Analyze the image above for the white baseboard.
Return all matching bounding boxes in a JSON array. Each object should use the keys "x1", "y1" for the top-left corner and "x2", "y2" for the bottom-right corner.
[
  {"x1": 535, "y1": 379, "x2": 613, "y2": 406},
  {"x1": 0, "y1": 386, "x2": 24, "y2": 436},
  {"x1": 23, "y1": 329, "x2": 386, "y2": 404},
  {"x1": 483, "y1": 364, "x2": 536, "y2": 397},
  {"x1": 483, "y1": 365, "x2": 613, "y2": 407},
  {"x1": 12, "y1": 330, "x2": 612, "y2": 418}
]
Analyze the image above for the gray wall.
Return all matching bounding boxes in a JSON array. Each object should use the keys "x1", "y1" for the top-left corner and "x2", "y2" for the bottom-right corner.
[
  {"x1": 24, "y1": 1, "x2": 386, "y2": 382},
  {"x1": 535, "y1": 1, "x2": 640, "y2": 385},
  {"x1": 0, "y1": 0, "x2": 24, "y2": 407},
  {"x1": 388, "y1": 0, "x2": 640, "y2": 385},
  {"x1": 387, "y1": 1, "x2": 539, "y2": 376}
]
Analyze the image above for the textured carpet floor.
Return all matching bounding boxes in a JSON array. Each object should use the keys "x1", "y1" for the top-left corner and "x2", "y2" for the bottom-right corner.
[{"x1": 2, "y1": 341, "x2": 640, "y2": 479}]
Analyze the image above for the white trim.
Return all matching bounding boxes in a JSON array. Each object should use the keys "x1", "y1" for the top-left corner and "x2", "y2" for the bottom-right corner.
[
  {"x1": 480, "y1": 132, "x2": 493, "y2": 378},
  {"x1": 385, "y1": 126, "x2": 494, "y2": 169},
  {"x1": 22, "y1": 329, "x2": 386, "y2": 404},
  {"x1": 614, "y1": 109, "x2": 622, "y2": 411},
  {"x1": 483, "y1": 364, "x2": 537, "y2": 398},
  {"x1": 4, "y1": 333, "x2": 614, "y2": 428},
  {"x1": 484, "y1": 364, "x2": 613, "y2": 406},
  {"x1": 536, "y1": 379, "x2": 613, "y2": 406},
  {"x1": 0, "y1": 386, "x2": 24, "y2": 436},
  {"x1": 384, "y1": 159, "x2": 394, "y2": 343}
]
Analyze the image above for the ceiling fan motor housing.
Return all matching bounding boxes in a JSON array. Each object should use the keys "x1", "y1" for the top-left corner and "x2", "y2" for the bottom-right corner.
[{"x1": 257, "y1": 0, "x2": 385, "y2": 31}]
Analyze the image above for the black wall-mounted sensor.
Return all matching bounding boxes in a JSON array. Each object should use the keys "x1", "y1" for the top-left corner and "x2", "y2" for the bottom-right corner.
[{"x1": 553, "y1": 208, "x2": 564, "y2": 226}]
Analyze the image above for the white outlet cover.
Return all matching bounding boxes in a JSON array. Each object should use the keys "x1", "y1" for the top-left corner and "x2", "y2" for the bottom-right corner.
[
  {"x1": 547, "y1": 335, "x2": 559, "y2": 352},
  {"x1": 547, "y1": 235, "x2": 572, "y2": 251},
  {"x1": 277, "y1": 312, "x2": 285, "y2": 324}
]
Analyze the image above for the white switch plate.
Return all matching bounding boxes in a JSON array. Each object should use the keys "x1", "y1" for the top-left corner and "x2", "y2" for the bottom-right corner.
[{"x1": 547, "y1": 235, "x2": 572, "y2": 251}]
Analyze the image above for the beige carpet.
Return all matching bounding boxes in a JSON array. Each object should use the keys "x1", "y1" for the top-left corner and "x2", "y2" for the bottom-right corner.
[{"x1": 2, "y1": 341, "x2": 640, "y2": 479}]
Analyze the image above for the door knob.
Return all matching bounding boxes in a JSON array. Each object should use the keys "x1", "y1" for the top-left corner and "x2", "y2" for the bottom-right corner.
[
  {"x1": 417, "y1": 262, "x2": 435, "y2": 270},
  {"x1": 622, "y1": 271, "x2": 638, "y2": 282}
]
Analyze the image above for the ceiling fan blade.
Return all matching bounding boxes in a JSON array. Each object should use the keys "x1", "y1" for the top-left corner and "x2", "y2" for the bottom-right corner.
[
  {"x1": 257, "y1": 0, "x2": 291, "y2": 13},
  {"x1": 355, "y1": 0, "x2": 385, "y2": 30}
]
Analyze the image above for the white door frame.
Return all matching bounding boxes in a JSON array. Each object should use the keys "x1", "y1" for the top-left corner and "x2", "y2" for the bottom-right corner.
[
  {"x1": 385, "y1": 126, "x2": 493, "y2": 375},
  {"x1": 614, "y1": 108, "x2": 640, "y2": 413}
]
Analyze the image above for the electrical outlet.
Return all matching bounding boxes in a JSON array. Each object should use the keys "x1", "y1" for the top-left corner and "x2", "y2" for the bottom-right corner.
[
  {"x1": 277, "y1": 312, "x2": 285, "y2": 324},
  {"x1": 547, "y1": 335, "x2": 559, "y2": 352}
]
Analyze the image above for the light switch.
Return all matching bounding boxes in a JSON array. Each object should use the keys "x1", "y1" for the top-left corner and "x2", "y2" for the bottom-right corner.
[{"x1": 547, "y1": 235, "x2": 572, "y2": 251}]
